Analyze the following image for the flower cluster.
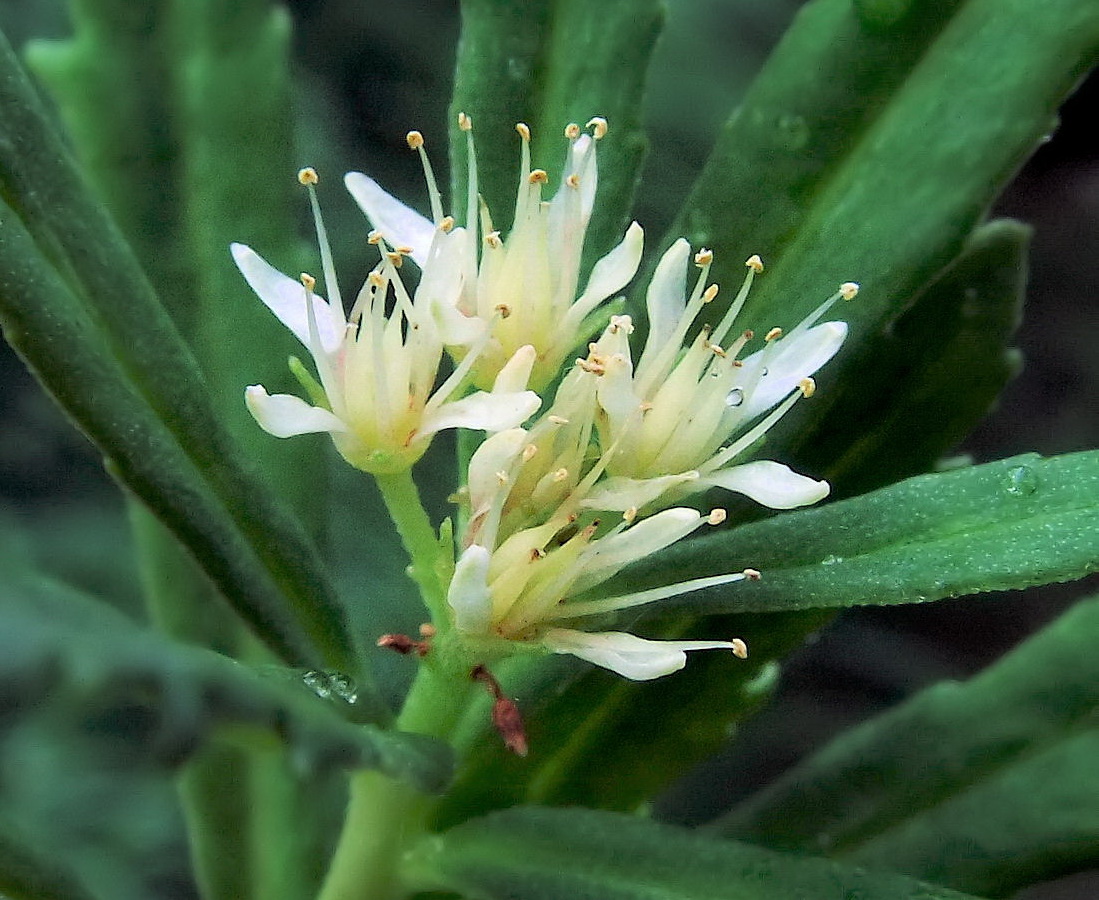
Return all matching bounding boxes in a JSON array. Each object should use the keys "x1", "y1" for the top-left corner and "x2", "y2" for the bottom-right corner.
[{"x1": 233, "y1": 116, "x2": 855, "y2": 681}]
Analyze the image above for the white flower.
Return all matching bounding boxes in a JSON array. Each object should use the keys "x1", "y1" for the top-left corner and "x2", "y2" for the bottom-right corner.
[
  {"x1": 578, "y1": 244, "x2": 858, "y2": 513},
  {"x1": 344, "y1": 116, "x2": 644, "y2": 391},
  {"x1": 447, "y1": 504, "x2": 751, "y2": 680},
  {"x1": 233, "y1": 169, "x2": 540, "y2": 474}
]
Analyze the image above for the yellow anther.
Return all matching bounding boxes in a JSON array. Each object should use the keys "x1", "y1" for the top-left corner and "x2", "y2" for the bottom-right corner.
[
  {"x1": 515, "y1": 122, "x2": 531, "y2": 141},
  {"x1": 742, "y1": 568, "x2": 761, "y2": 581},
  {"x1": 386, "y1": 251, "x2": 404, "y2": 267},
  {"x1": 799, "y1": 377, "x2": 816, "y2": 397},
  {"x1": 639, "y1": 401, "x2": 654, "y2": 412},
  {"x1": 742, "y1": 329, "x2": 755, "y2": 341},
  {"x1": 457, "y1": 111, "x2": 473, "y2": 131},
  {"x1": 708, "y1": 508, "x2": 727, "y2": 526},
  {"x1": 522, "y1": 444, "x2": 538, "y2": 462},
  {"x1": 419, "y1": 622, "x2": 437, "y2": 638},
  {"x1": 367, "y1": 272, "x2": 385, "y2": 289},
  {"x1": 623, "y1": 507, "x2": 638, "y2": 523},
  {"x1": 733, "y1": 359, "x2": 744, "y2": 368},
  {"x1": 395, "y1": 245, "x2": 414, "y2": 256},
  {"x1": 548, "y1": 415, "x2": 569, "y2": 425},
  {"x1": 746, "y1": 254, "x2": 764, "y2": 273},
  {"x1": 299, "y1": 272, "x2": 317, "y2": 291},
  {"x1": 297, "y1": 167, "x2": 319, "y2": 186},
  {"x1": 702, "y1": 284, "x2": 720, "y2": 303},
  {"x1": 577, "y1": 357, "x2": 605, "y2": 375},
  {"x1": 840, "y1": 281, "x2": 860, "y2": 300},
  {"x1": 609, "y1": 315, "x2": 634, "y2": 334},
  {"x1": 552, "y1": 468, "x2": 569, "y2": 482},
  {"x1": 439, "y1": 216, "x2": 455, "y2": 232},
  {"x1": 731, "y1": 638, "x2": 749, "y2": 659},
  {"x1": 586, "y1": 116, "x2": 608, "y2": 139},
  {"x1": 367, "y1": 230, "x2": 383, "y2": 245},
  {"x1": 765, "y1": 327, "x2": 783, "y2": 342},
  {"x1": 485, "y1": 231, "x2": 503, "y2": 249},
  {"x1": 528, "y1": 169, "x2": 549, "y2": 184},
  {"x1": 566, "y1": 173, "x2": 581, "y2": 189},
  {"x1": 494, "y1": 303, "x2": 512, "y2": 319},
  {"x1": 495, "y1": 470, "x2": 510, "y2": 485},
  {"x1": 709, "y1": 344, "x2": 727, "y2": 358},
  {"x1": 406, "y1": 130, "x2": 425, "y2": 150},
  {"x1": 695, "y1": 248, "x2": 714, "y2": 266},
  {"x1": 565, "y1": 122, "x2": 581, "y2": 140}
]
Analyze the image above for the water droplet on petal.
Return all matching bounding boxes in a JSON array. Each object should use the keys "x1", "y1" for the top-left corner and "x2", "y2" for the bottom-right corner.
[
  {"x1": 725, "y1": 387, "x2": 745, "y2": 407},
  {"x1": 1004, "y1": 465, "x2": 1039, "y2": 497}
]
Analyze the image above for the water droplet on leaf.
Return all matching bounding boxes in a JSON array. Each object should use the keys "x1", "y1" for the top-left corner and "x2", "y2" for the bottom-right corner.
[{"x1": 1004, "y1": 465, "x2": 1039, "y2": 497}]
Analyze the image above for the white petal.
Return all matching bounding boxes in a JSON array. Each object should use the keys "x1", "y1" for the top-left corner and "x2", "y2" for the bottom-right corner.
[
  {"x1": 467, "y1": 428, "x2": 529, "y2": 513},
  {"x1": 493, "y1": 345, "x2": 537, "y2": 394},
  {"x1": 422, "y1": 390, "x2": 540, "y2": 436},
  {"x1": 571, "y1": 508, "x2": 703, "y2": 594},
  {"x1": 700, "y1": 460, "x2": 829, "y2": 509},
  {"x1": 344, "y1": 172, "x2": 435, "y2": 266},
  {"x1": 448, "y1": 545, "x2": 493, "y2": 634},
  {"x1": 542, "y1": 629, "x2": 742, "y2": 681},
  {"x1": 739, "y1": 321, "x2": 847, "y2": 419},
  {"x1": 244, "y1": 385, "x2": 347, "y2": 438},
  {"x1": 640, "y1": 239, "x2": 690, "y2": 361},
  {"x1": 581, "y1": 472, "x2": 700, "y2": 512},
  {"x1": 566, "y1": 222, "x2": 644, "y2": 327},
  {"x1": 231, "y1": 244, "x2": 345, "y2": 354}
]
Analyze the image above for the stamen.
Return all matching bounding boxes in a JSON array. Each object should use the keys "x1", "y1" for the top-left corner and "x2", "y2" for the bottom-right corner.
[
  {"x1": 528, "y1": 169, "x2": 549, "y2": 184},
  {"x1": 708, "y1": 508, "x2": 727, "y2": 525},
  {"x1": 765, "y1": 327, "x2": 783, "y2": 342},
  {"x1": 515, "y1": 122, "x2": 531, "y2": 141},
  {"x1": 566, "y1": 173, "x2": 581, "y2": 189},
  {"x1": 623, "y1": 507, "x2": 638, "y2": 523},
  {"x1": 565, "y1": 122, "x2": 581, "y2": 140},
  {"x1": 545, "y1": 571, "x2": 750, "y2": 620},
  {"x1": 695, "y1": 248, "x2": 713, "y2": 267},
  {"x1": 731, "y1": 638, "x2": 749, "y2": 659},
  {"x1": 702, "y1": 284, "x2": 719, "y2": 304},
  {"x1": 742, "y1": 568, "x2": 761, "y2": 580},
  {"x1": 367, "y1": 230, "x2": 383, "y2": 245},
  {"x1": 711, "y1": 258, "x2": 762, "y2": 346},
  {"x1": 746, "y1": 254, "x2": 764, "y2": 273},
  {"x1": 457, "y1": 112, "x2": 473, "y2": 131},
  {"x1": 522, "y1": 444, "x2": 538, "y2": 462},
  {"x1": 299, "y1": 168, "x2": 343, "y2": 311},
  {"x1": 586, "y1": 116, "x2": 608, "y2": 139},
  {"x1": 841, "y1": 281, "x2": 860, "y2": 300},
  {"x1": 407, "y1": 130, "x2": 445, "y2": 224},
  {"x1": 799, "y1": 377, "x2": 816, "y2": 397}
]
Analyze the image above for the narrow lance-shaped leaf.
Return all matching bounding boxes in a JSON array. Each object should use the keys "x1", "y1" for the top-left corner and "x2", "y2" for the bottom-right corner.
[
  {"x1": 604, "y1": 452, "x2": 1099, "y2": 619},
  {"x1": 655, "y1": 0, "x2": 1097, "y2": 481},
  {"x1": 806, "y1": 219, "x2": 1026, "y2": 497},
  {"x1": 449, "y1": 0, "x2": 661, "y2": 262},
  {"x1": 405, "y1": 806, "x2": 987, "y2": 900},
  {"x1": 0, "y1": 574, "x2": 453, "y2": 795},
  {"x1": 714, "y1": 594, "x2": 1099, "y2": 897},
  {"x1": 0, "y1": 31, "x2": 367, "y2": 696}
]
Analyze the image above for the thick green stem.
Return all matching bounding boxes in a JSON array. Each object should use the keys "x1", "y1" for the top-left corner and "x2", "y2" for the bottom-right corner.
[
  {"x1": 318, "y1": 473, "x2": 479, "y2": 900},
  {"x1": 318, "y1": 658, "x2": 477, "y2": 900},
  {"x1": 374, "y1": 470, "x2": 448, "y2": 620}
]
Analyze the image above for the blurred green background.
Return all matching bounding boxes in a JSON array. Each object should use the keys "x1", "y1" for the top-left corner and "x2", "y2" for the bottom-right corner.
[{"x1": 0, "y1": 1, "x2": 1096, "y2": 897}]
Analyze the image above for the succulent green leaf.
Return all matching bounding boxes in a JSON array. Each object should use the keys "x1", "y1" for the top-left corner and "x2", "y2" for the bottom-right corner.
[
  {"x1": 0, "y1": 574, "x2": 453, "y2": 794},
  {"x1": 449, "y1": 0, "x2": 662, "y2": 260},
  {"x1": 714, "y1": 594, "x2": 1099, "y2": 896},
  {"x1": 0, "y1": 31, "x2": 369, "y2": 698},
  {"x1": 805, "y1": 219, "x2": 1026, "y2": 498},
  {"x1": 610, "y1": 452, "x2": 1099, "y2": 618},
  {"x1": 406, "y1": 806, "x2": 986, "y2": 900},
  {"x1": 658, "y1": 0, "x2": 1098, "y2": 474}
]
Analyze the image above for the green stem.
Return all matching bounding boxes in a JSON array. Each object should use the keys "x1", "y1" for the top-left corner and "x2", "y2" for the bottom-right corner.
[
  {"x1": 318, "y1": 656, "x2": 477, "y2": 900},
  {"x1": 374, "y1": 470, "x2": 447, "y2": 620},
  {"x1": 316, "y1": 472, "x2": 479, "y2": 899}
]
